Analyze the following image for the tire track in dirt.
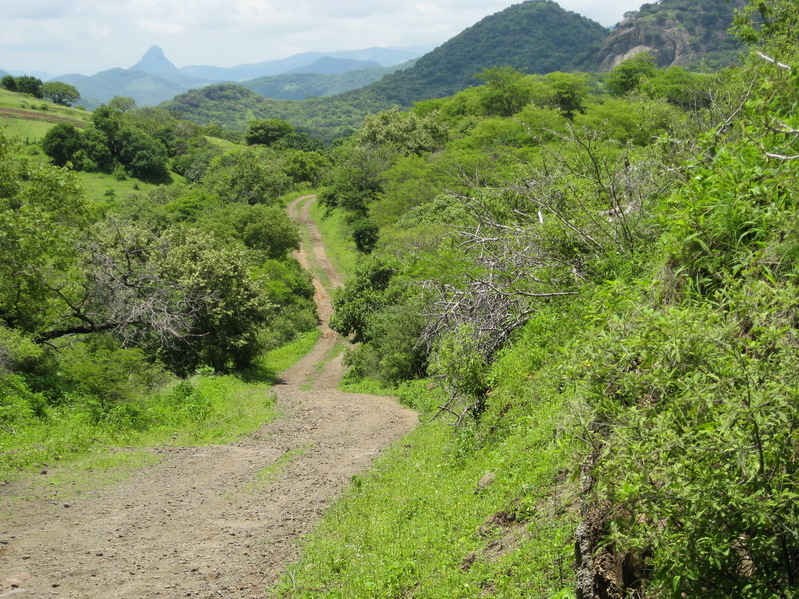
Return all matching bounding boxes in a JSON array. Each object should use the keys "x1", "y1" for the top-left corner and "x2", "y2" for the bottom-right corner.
[{"x1": 0, "y1": 195, "x2": 417, "y2": 598}]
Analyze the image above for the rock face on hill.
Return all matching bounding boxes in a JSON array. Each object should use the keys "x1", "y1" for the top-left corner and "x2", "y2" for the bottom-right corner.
[{"x1": 597, "y1": 0, "x2": 746, "y2": 70}]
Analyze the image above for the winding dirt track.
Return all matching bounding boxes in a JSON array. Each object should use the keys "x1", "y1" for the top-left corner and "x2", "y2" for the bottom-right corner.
[{"x1": 0, "y1": 195, "x2": 417, "y2": 598}]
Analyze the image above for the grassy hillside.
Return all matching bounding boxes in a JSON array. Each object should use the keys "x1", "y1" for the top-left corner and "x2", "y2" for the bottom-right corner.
[{"x1": 0, "y1": 89, "x2": 90, "y2": 141}]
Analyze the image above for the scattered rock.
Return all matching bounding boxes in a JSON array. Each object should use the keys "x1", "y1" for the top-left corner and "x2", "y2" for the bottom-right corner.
[{"x1": 475, "y1": 472, "x2": 496, "y2": 493}]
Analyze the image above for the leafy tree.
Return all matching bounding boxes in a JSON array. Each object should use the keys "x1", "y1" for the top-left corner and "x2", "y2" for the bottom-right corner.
[
  {"x1": 0, "y1": 75, "x2": 17, "y2": 92},
  {"x1": 605, "y1": 52, "x2": 657, "y2": 97},
  {"x1": 116, "y1": 127, "x2": 170, "y2": 182},
  {"x1": 358, "y1": 107, "x2": 448, "y2": 155},
  {"x1": 14, "y1": 76, "x2": 43, "y2": 98},
  {"x1": 41, "y1": 124, "x2": 84, "y2": 167},
  {"x1": 41, "y1": 81, "x2": 80, "y2": 106},
  {"x1": 542, "y1": 71, "x2": 590, "y2": 118},
  {"x1": 282, "y1": 150, "x2": 329, "y2": 187},
  {"x1": 475, "y1": 67, "x2": 535, "y2": 117},
  {"x1": 194, "y1": 204, "x2": 300, "y2": 260},
  {"x1": 202, "y1": 148, "x2": 291, "y2": 205},
  {"x1": 245, "y1": 118, "x2": 294, "y2": 146},
  {"x1": 732, "y1": 0, "x2": 799, "y2": 56}
]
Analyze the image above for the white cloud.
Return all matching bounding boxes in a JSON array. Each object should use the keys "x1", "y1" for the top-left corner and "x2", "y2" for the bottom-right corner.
[{"x1": 0, "y1": 0, "x2": 646, "y2": 76}]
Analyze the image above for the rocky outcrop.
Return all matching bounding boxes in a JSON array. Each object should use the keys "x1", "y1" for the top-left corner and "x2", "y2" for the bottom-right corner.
[{"x1": 596, "y1": 0, "x2": 746, "y2": 71}]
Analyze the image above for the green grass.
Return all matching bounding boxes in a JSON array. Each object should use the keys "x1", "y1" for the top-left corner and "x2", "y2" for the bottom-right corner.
[
  {"x1": 273, "y1": 302, "x2": 584, "y2": 598},
  {"x1": 0, "y1": 330, "x2": 324, "y2": 482},
  {"x1": 0, "y1": 89, "x2": 91, "y2": 142},
  {"x1": 310, "y1": 199, "x2": 358, "y2": 282},
  {"x1": 274, "y1": 383, "x2": 576, "y2": 598}
]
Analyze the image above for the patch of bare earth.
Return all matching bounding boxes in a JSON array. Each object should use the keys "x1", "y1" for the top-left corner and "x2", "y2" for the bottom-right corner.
[{"x1": 0, "y1": 195, "x2": 417, "y2": 598}]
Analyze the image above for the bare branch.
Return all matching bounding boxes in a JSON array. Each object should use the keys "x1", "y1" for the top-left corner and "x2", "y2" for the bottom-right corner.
[{"x1": 756, "y1": 51, "x2": 792, "y2": 71}]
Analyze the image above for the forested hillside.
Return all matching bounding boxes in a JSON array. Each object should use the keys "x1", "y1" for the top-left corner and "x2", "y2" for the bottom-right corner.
[
  {"x1": 163, "y1": 0, "x2": 608, "y2": 141},
  {"x1": 269, "y1": 0, "x2": 799, "y2": 596}
]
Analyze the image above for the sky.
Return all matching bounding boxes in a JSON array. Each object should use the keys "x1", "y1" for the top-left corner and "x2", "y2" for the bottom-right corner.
[{"x1": 1, "y1": 0, "x2": 645, "y2": 77}]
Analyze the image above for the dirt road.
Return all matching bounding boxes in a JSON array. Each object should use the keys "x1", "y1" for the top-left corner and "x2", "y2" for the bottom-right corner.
[{"x1": 0, "y1": 195, "x2": 418, "y2": 598}]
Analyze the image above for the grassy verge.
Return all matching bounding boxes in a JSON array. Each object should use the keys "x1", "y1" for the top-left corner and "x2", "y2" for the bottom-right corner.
[
  {"x1": 0, "y1": 329, "x2": 323, "y2": 482},
  {"x1": 273, "y1": 302, "x2": 583, "y2": 598},
  {"x1": 274, "y1": 380, "x2": 576, "y2": 598},
  {"x1": 310, "y1": 200, "x2": 358, "y2": 283}
]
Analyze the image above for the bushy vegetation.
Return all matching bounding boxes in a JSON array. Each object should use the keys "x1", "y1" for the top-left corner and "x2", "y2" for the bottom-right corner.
[
  {"x1": 3, "y1": 1, "x2": 799, "y2": 596},
  {"x1": 276, "y1": 1, "x2": 799, "y2": 595},
  {"x1": 0, "y1": 95, "x2": 325, "y2": 475}
]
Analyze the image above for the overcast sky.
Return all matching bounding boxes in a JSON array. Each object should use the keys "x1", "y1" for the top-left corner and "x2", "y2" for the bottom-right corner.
[{"x1": 2, "y1": 0, "x2": 644, "y2": 77}]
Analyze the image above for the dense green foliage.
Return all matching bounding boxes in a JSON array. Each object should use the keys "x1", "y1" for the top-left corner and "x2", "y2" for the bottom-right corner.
[
  {"x1": 279, "y1": 2, "x2": 799, "y2": 594},
  {"x1": 5, "y1": 2, "x2": 799, "y2": 596},
  {"x1": 0, "y1": 99, "x2": 321, "y2": 474}
]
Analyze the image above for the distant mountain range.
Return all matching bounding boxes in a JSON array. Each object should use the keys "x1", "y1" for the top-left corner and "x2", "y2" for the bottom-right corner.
[
  {"x1": 50, "y1": 46, "x2": 422, "y2": 108},
  {"x1": 18, "y1": 0, "x2": 743, "y2": 112}
]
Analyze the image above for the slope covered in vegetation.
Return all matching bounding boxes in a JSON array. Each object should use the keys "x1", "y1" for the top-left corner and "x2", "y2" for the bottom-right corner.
[
  {"x1": 272, "y1": 1, "x2": 799, "y2": 596},
  {"x1": 0, "y1": 96, "x2": 324, "y2": 475}
]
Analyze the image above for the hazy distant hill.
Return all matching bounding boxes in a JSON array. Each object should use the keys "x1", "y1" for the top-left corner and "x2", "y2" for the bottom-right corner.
[
  {"x1": 179, "y1": 48, "x2": 420, "y2": 81},
  {"x1": 597, "y1": 0, "x2": 746, "y2": 70},
  {"x1": 54, "y1": 45, "x2": 421, "y2": 108},
  {"x1": 241, "y1": 60, "x2": 414, "y2": 100},
  {"x1": 288, "y1": 57, "x2": 382, "y2": 75},
  {"x1": 56, "y1": 67, "x2": 210, "y2": 109}
]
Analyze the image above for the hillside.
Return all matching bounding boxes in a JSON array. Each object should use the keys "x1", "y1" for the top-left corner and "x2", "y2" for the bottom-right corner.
[
  {"x1": 597, "y1": 0, "x2": 747, "y2": 70},
  {"x1": 54, "y1": 46, "x2": 422, "y2": 109},
  {"x1": 57, "y1": 67, "x2": 210, "y2": 109},
  {"x1": 164, "y1": 0, "x2": 611, "y2": 138},
  {"x1": 241, "y1": 61, "x2": 414, "y2": 101},
  {"x1": 367, "y1": 0, "x2": 609, "y2": 104}
]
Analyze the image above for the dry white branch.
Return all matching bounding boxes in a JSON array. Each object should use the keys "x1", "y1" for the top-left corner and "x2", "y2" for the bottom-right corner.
[
  {"x1": 766, "y1": 153, "x2": 799, "y2": 161},
  {"x1": 756, "y1": 51, "x2": 792, "y2": 71}
]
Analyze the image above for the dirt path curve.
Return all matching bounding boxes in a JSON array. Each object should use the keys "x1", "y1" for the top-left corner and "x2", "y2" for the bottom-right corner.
[{"x1": 0, "y1": 195, "x2": 418, "y2": 598}]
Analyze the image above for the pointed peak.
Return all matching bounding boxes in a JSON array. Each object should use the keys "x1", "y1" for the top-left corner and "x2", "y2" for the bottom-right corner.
[{"x1": 130, "y1": 45, "x2": 177, "y2": 74}]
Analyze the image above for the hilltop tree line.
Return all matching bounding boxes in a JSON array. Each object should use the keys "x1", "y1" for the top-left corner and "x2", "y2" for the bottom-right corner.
[{"x1": 1, "y1": 75, "x2": 80, "y2": 106}]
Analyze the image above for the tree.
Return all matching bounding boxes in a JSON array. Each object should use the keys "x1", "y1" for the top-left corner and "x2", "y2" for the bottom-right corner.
[
  {"x1": 605, "y1": 52, "x2": 657, "y2": 97},
  {"x1": 41, "y1": 81, "x2": 80, "y2": 106},
  {"x1": 0, "y1": 75, "x2": 17, "y2": 92},
  {"x1": 245, "y1": 119, "x2": 294, "y2": 146},
  {"x1": 202, "y1": 148, "x2": 291, "y2": 205},
  {"x1": 41, "y1": 124, "x2": 84, "y2": 167},
  {"x1": 116, "y1": 127, "x2": 170, "y2": 182},
  {"x1": 358, "y1": 107, "x2": 447, "y2": 155},
  {"x1": 732, "y1": 0, "x2": 799, "y2": 57},
  {"x1": 475, "y1": 67, "x2": 535, "y2": 117},
  {"x1": 543, "y1": 71, "x2": 590, "y2": 118},
  {"x1": 14, "y1": 76, "x2": 43, "y2": 98}
]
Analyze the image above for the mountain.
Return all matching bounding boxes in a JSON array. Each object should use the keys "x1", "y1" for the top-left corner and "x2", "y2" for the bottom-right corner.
[
  {"x1": 365, "y1": 0, "x2": 609, "y2": 105},
  {"x1": 180, "y1": 48, "x2": 421, "y2": 82},
  {"x1": 163, "y1": 0, "x2": 611, "y2": 138},
  {"x1": 288, "y1": 57, "x2": 382, "y2": 75},
  {"x1": 56, "y1": 68, "x2": 201, "y2": 109},
  {"x1": 54, "y1": 45, "x2": 423, "y2": 108},
  {"x1": 129, "y1": 45, "x2": 179, "y2": 74},
  {"x1": 597, "y1": 0, "x2": 746, "y2": 70},
  {"x1": 241, "y1": 61, "x2": 414, "y2": 100}
]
